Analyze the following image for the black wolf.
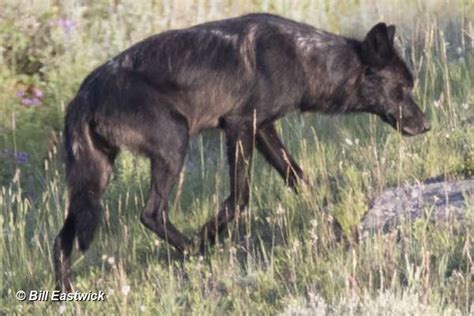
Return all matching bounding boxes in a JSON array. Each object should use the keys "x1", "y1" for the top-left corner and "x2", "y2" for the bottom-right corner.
[{"x1": 53, "y1": 13, "x2": 430, "y2": 290}]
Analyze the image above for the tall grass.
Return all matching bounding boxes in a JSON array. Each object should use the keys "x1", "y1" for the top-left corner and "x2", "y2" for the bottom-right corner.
[{"x1": 1, "y1": 0, "x2": 473, "y2": 314}]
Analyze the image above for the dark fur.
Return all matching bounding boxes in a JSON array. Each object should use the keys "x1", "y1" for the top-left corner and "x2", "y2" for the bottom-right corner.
[{"x1": 53, "y1": 13, "x2": 429, "y2": 291}]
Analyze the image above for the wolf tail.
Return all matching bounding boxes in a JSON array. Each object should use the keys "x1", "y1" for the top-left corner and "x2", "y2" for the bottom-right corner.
[{"x1": 53, "y1": 93, "x2": 116, "y2": 290}]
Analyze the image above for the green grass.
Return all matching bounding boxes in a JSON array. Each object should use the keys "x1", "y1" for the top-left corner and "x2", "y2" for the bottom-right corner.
[{"x1": 1, "y1": 0, "x2": 473, "y2": 314}]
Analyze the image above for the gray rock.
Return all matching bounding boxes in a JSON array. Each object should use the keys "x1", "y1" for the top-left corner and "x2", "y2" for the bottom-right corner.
[{"x1": 362, "y1": 179, "x2": 474, "y2": 232}]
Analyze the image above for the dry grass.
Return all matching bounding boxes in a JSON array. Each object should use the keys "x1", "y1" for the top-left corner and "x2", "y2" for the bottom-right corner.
[{"x1": 1, "y1": 0, "x2": 473, "y2": 314}]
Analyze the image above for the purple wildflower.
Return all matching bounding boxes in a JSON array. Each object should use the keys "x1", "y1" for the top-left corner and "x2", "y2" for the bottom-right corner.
[
  {"x1": 32, "y1": 87, "x2": 43, "y2": 98},
  {"x1": 15, "y1": 152, "x2": 29, "y2": 165},
  {"x1": 21, "y1": 97, "x2": 42, "y2": 107},
  {"x1": 21, "y1": 98, "x2": 33, "y2": 106},
  {"x1": 31, "y1": 98, "x2": 42, "y2": 106},
  {"x1": 1, "y1": 148, "x2": 29, "y2": 164},
  {"x1": 16, "y1": 89, "x2": 25, "y2": 97},
  {"x1": 57, "y1": 18, "x2": 76, "y2": 33},
  {"x1": 16, "y1": 85, "x2": 44, "y2": 106}
]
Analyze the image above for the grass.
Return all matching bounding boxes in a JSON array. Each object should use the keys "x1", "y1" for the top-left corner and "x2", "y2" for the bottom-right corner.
[{"x1": 1, "y1": 0, "x2": 473, "y2": 314}]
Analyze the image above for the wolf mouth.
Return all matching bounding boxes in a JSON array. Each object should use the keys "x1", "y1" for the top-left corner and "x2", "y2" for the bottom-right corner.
[{"x1": 381, "y1": 113, "x2": 428, "y2": 136}]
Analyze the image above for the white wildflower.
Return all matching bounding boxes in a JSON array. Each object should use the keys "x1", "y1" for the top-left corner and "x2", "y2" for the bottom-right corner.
[
  {"x1": 107, "y1": 256, "x2": 115, "y2": 266},
  {"x1": 276, "y1": 204, "x2": 285, "y2": 215},
  {"x1": 121, "y1": 284, "x2": 131, "y2": 296}
]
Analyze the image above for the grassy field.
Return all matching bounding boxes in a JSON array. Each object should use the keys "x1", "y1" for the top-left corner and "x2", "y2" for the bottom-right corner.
[{"x1": 1, "y1": 0, "x2": 473, "y2": 314}]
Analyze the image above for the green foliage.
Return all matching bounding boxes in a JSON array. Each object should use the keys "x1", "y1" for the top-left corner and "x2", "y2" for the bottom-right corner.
[{"x1": 1, "y1": 0, "x2": 473, "y2": 314}]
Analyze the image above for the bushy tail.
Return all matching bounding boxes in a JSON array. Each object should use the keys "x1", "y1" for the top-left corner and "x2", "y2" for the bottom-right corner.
[{"x1": 62, "y1": 95, "x2": 113, "y2": 251}]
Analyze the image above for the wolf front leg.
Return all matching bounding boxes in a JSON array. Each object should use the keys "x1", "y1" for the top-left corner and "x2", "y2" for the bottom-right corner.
[{"x1": 256, "y1": 123, "x2": 307, "y2": 191}]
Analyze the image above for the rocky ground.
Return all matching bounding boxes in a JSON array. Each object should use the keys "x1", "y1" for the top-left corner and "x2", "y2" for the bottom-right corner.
[{"x1": 362, "y1": 178, "x2": 474, "y2": 232}]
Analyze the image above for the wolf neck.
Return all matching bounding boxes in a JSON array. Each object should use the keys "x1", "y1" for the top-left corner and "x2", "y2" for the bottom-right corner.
[{"x1": 293, "y1": 29, "x2": 364, "y2": 113}]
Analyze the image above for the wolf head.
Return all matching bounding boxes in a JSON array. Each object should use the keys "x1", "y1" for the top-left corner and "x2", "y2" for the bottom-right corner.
[{"x1": 358, "y1": 23, "x2": 430, "y2": 136}]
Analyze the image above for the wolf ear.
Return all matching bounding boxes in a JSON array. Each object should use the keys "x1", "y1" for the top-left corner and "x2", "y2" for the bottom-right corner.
[
  {"x1": 360, "y1": 23, "x2": 395, "y2": 66},
  {"x1": 387, "y1": 25, "x2": 396, "y2": 45}
]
